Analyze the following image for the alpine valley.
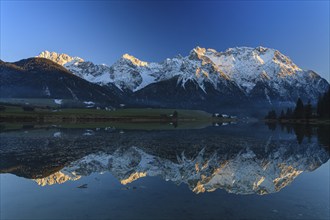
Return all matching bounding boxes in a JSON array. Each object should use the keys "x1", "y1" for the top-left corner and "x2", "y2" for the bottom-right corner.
[{"x1": 1, "y1": 46, "x2": 329, "y2": 116}]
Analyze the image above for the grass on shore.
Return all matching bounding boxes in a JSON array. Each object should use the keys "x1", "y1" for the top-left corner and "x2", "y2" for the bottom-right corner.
[
  {"x1": 0, "y1": 105, "x2": 211, "y2": 119},
  {"x1": 0, "y1": 105, "x2": 238, "y2": 131}
]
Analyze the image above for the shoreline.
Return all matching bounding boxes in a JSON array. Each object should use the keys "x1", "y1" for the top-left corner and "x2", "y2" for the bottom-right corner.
[
  {"x1": 263, "y1": 118, "x2": 330, "y2": 125},
  {"x1": 0, "y1": 106, "x2": 237, "y2": 125}
]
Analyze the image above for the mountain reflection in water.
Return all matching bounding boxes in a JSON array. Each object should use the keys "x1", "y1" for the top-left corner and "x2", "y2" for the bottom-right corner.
[{"x1": 1, "y1": 123, "x2": 329, "y2": 195}]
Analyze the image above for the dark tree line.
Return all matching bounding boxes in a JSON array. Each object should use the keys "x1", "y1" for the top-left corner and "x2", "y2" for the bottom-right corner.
[
  {"x1": 265, "y1": 110, "x2": 277, "y2": 120},
  {"x1": 265, "y1": 88, "x2": 330, "y2": 120},
  {"x1": 317, "y1": 88, "x2": 330, "y2": 118}
]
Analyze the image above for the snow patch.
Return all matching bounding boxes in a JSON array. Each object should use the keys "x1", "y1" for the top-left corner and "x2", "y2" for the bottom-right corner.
[
  {"x1": 54, "y1": 99, "x2": 62, "y2": 105},
  {"x1": 84, "y1": 101, "x2": 95, "y2": 105},
  {"x1": 264, "y1": 88, "x2": 272, "y2": 105},
  {"x1": 44, "y1": 86, "x2": 51, "y2": 96}
]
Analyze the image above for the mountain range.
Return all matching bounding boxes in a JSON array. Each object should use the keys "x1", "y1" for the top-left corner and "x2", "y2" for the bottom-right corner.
[
  {"x1": 1, "y1": 46, "x2": 329, "y2": 114},
  {"x1": 0, "y1": 58, "x2": 122, "y2": 106}
]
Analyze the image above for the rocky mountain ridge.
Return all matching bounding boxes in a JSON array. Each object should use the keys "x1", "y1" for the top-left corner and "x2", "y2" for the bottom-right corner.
[
  {"x1": 36, "y1": 46, "x2": 329, "y2": 111},
  {"x1": 0, "y1": 58, "x2": 122, "y2": 106}
]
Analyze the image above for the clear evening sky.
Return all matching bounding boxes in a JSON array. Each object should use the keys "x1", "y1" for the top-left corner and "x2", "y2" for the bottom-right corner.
[{"x1": 1, "y1": 1, "x2": 329, "y2": 81}]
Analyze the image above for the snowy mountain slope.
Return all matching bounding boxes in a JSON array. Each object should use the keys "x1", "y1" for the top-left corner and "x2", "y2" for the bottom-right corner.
[
  {"x1": 0, "y1": 58, "x2": 122, "y2": 105},
  {"x1": 37, "y1": 47, "x2": 329, "y2": 107},
  {"x1": 37, "y1": 51, "x2": 83, "y2": 66}
]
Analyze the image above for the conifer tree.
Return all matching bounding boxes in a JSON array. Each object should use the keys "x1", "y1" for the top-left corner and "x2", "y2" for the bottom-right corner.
[
  {"x1": 317, "y1": 95, "x2": 323, "y2": 117},
  {"x1": 317, "y1": 88, "x2": 330, "y2": 118},
  {"x1": 279, "y1": 110, "x2": 285, "y2": 119},
  {"x1": 265, "y1": 110, "x2": 277, "y2": 119},
  {"x1": 294, "y1": 98, "x2": 304, "y2": 119},
  {"x1": 286, "y1": 108, "x2": 293, "y2": 119},
  {"x1": 304, "y1": 100, "x2": 313, "y2": 119}
]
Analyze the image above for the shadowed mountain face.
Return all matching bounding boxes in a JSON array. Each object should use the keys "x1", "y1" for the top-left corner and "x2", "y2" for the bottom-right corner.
[
  {"x1": 0, "y1": 58, "x2": 123, "y2": 106},
  {"x1": 130, "y1": 76, "x2": 247, "y2": 110},
  {"x1": 1, "y1": 47, "x2": 329, "y2": 114},
  {"x1": 1, "y1": 125, "x2": 328, "y2": 195},
  {"x1": 35, "y1": 47, "x2": 330, "y2": 113}
]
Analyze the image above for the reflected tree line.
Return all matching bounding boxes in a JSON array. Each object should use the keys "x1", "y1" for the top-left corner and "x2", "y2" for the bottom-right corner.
[
  {"x1": 266, "y1": 122, "x2": 329, "y2": 148},
  {"x1": 264, "y1": 88, "x2": 330, "y2": 148}
]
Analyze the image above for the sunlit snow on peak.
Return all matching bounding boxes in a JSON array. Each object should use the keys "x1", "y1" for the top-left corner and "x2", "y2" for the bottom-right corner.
[
  {"x1": 37, "y1": 51, "x2": 84, "y2": 66},
  {"x1": 122, "y1": 54, "x2": 148, "y2": 67},
  {"x1": 37, "y1": 46, "x2": 325, "y2": 99}
]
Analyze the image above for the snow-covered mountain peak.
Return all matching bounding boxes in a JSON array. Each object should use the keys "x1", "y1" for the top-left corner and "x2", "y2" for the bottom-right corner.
[
  {"x1": 37, "y1": 51, "x2": 84, "y2": 66},
  {"x1": 188, "y1": 46, "x2": 277, "y2": 67},
  {"x1": 190, "y1": 46, "x2": 207, "y2": 58},
  {"x1": 218, "y1": 46, "x2": 301, "y2": 72},
  {"x1": 36, "y1": 46, "x2": 328, "y2": 104},
  {"x1": 122, "y1": 54, "x2": 148, "y2": 67},
  {"x1": 185, "y1": 46, "x2": 307, "y2": 93}
]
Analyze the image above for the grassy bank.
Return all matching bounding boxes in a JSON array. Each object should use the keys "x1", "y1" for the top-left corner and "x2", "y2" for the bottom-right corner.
[
  {"x1": 1, "y1": 106, "x2": 205, "y2": 121},
  {"x1": 0, "y1": 105, "x2": 237, "y2": 131},
  {"x1": 0, "y1": 105, "x2": 236, "y2": 124}
]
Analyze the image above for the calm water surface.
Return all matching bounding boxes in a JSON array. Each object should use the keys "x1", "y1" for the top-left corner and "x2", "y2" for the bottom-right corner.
[{"x1": 1, "y1": 123, "x2": 329, "y2": 219}]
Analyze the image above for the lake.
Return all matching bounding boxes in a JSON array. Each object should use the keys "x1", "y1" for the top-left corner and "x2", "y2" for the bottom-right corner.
[{"x1": 1, "y1": 122, "x2": 329, "y2": 219}]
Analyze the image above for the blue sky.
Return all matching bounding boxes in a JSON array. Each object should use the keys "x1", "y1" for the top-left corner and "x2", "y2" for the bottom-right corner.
[{"x1": 1, "y1": 1, "x2": 329, "y2": 81}]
